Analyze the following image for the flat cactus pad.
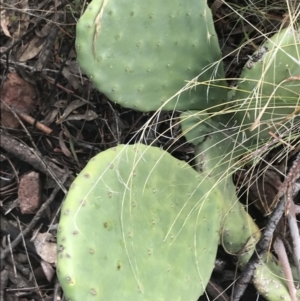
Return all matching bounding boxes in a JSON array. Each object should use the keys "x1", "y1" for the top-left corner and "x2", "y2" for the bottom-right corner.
[
  {"x1": 76, "y1": 0, "x2": 226, "y2": 112},
  {"x1": 57, "y1": 144, "x2": 222, "y2": 301}
]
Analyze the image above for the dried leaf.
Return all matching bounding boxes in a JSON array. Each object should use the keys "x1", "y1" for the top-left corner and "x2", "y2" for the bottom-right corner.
[
  {"x1": 16, "y1": 17, "x2": 53, "y2": 62},
  {"x1": 18, "y1": 36, "x2": 46, "y2": 62},
  {"x1": 40, "y1": 260, "x2": 55, "y2": 282},
  {"x1": 0, "y1": 10, "x2": 11, "y2": 37},
  {"x1": 56, "y1": 99, "x2": 90, "y2": 123},
  {"x1": 58, "y1": 130, "x2": 72, "y2": 158},
  {"x1": 62, "y1": 66, "x2": 81, "y2": 90},
  {"x1": 65, "y1": 60, "x2": 81, "y2": 74},
  {"x1": 42, "y1": 107, "x2": 59, "y2": 125},
  {"x1": 64, "y1": 110, "x2": 98, "y2": 121},
  {"x1": 35, "y1": 21, "x2": 54, "y2": 38}
]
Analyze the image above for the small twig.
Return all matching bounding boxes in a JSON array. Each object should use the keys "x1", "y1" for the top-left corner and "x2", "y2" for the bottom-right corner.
[
  {"x1": 287, "y1": 201, "x2": 300, "y2": 286},
  {"x1": 268, "y1": 130, "x2": 294, "y2": 148},
  {"x1": 285, "y1": 152, "x2": 300, "y2": 285},
  {"x1": 53, "y1": 280, "x2": 61, "y2": 301},
  {"x1": 273, "y1": 237, "x2": 297, "y2": 301},
  {"x1": 0, "y1": 172, "x2": 69, "y2": 260},
  {"x1": 17, "y1": 218, "x2": 44, "y2": 301},
  {"x1": 1, "y1": 99, "x2": 52, "y2": 134},
  {"x1": 1, "y1": 99, "x2": 39, "y2": 151},
  {"x1": 269, "y1": 152, "x2": 300, "y2": 212},
  {"x1": 7, "y1": 235, "x2": 17, "y2": 277},
  {"x1": 18, "y1": 112, "x2": 53, "y2": 135},
  {"x1": 233, "y1": 151, "x2": 300, "y2": 300},
  {"x1": 232, "y1": 195, "x2": 286, "y2": 301},
  {"x1": 0, "y1": 217, "x2": 36, "y2": 255},
  {"x1": 0, "y1": 269, "x2": 9, "y2": 301},
  {"x1": 206, "y1": 279, "x2": 230, "y2": 301},
  {"x1": 0, "y1": 130, "x2": 73, "y2": 189},
  {"x1": 30, "y1": 223, "x2": 44, "y2": 242}
]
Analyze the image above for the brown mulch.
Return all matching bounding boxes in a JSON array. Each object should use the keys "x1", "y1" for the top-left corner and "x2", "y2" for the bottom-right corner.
[{"x1": 0, "y1": 1, "x2": 299, "y2": 301}]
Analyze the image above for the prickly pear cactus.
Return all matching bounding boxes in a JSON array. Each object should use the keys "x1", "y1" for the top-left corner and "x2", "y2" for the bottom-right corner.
[
  {"x1": 233, "y1": 26, "x2": 300, "y2": 141},
  {"x1": 182, "y1": 114, "x2": 261, "y2": 256},
  {"x1": 253, "y1": 253, "x2": 300, "y2": 301},
  {"x1": 180, "y1": 111, "x2": 300, "y2": 300},
  {"x1": 57, "y1": 144, "x2": 222, "y2": 301},
  {"x1": 76, "y1": 0, "x2": 226, "y2": 112}
]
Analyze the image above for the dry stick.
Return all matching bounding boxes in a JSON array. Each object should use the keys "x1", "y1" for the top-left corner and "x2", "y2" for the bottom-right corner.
[
  {"x1": 1, "y1": 100, "x2": 40, "y2": 152},
  {"x1": 233, "y1": 151, "x2": 300, "y2": 301},
  {"x1": 53, "y1": 280, "x2": 61, "y2": 301},
  {"x1": 1, "y1": 88, "x2": 52, "y2": 137},
  {"x1": 0, "y1": 130, "x2": 73, "y2": 189},
  {"x1": 0, "y1": 172, "x2": 69, "y2": 260},
  {"x1": 287, "y1": 201, "x2": 300, "y2": 287},
  {"x1": 232, "y1": 195, "x2": 286, "y2": 301},
  {"x1": 273, "y1": 237, "x2": 298, "y2": 301},
  {"x1": 268, "y1": 152, "x2": 300, "y2": 212},
  {"x1": 286, "y1": 152, "x2": 300, "y2": 285},
  {"x1": 206, "y1": 279, "x2": 230, "y2": 301},
  {"x1": 0, "y1": 269, "x2": 9, "y2": 301},
  {"x1": 17, "y1": 218, "x2": 44, "y2": 301},
  {"x1": 18, "y1": 112, "x2": 53, "y2": 135},
  {"x1": 0, "y1": 217, "x2": 36, "y2": 254},
  {"x1": 7, "y1": 235, "x2": 17, "y2": 277}
]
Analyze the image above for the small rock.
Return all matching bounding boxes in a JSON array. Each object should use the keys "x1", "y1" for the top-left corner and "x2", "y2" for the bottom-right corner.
[
  {"x1": 0, "y1": 72, "x2": 37, "y2": 128},
  {"x1": 18, "y1": 171, "x2": 41, "y2": 214}
]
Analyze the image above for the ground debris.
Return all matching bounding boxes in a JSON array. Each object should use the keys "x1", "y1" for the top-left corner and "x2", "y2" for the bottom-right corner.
[
  {"x1": 18, "y1": 171, "x2": 41, "y2": 214},
  {"x1": 0, "y1": 72, "x2": 37, "y2": 128}
]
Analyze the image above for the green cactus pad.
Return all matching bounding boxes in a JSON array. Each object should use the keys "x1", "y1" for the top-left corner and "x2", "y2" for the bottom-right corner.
[
  {"x1": 193, "y1": 123, "x2": 300, "y2": 300},
  {"x1": 187, "y1": 117, "x2": 261, "y2": 255},
  {"x1": 57, "y1": 144, "x2": 222, "y2": 301},
  {"x1": 184, "y1": 114, "x2": 300, "y2": 300},
  {"x1": 233, "y1": 26, "x2": 300, "y2": 140},
  {"x1": 253, "y1": 253, "x2": 300, "y2": 301},
  {"x1": 76, "y1": 0, "x2": 226, "y2": 112}
]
